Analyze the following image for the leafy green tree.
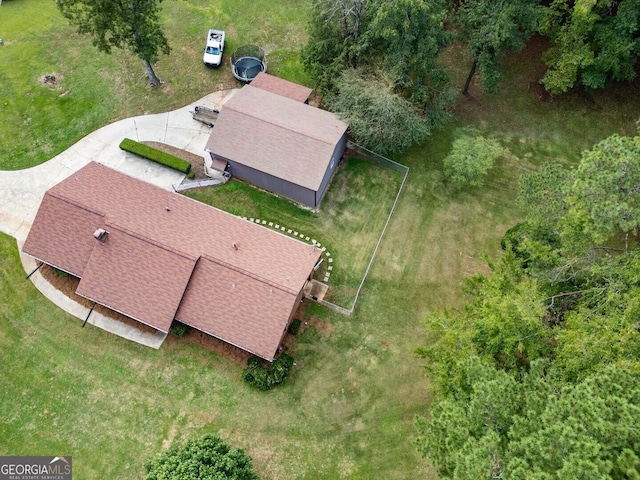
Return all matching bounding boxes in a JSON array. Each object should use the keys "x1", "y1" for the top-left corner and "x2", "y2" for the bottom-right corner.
[
  {"x1": 365, "y1": 0, "x2": 452, "y2": 102},
  {"x1": 56, "y1": 0, "x2": 170, "y2": 86},
  {"x1": 301, "y1": 0, "x2": 367, "y2": 93},
  {"x1": 419, "y1": 251, "x2": 552, "y2": 390},
  {"x1": 541, "y1": 0, "x2": 640, "y2": 93},
  {"x1": 303, "y1": 0, "x2": 454, "y2": 105},
  {"x1": 442, "y1": 135, "x2": 505, "y2": 190},
  {"x1": 327, "y1": 69, "x2": 431, "y2": 154},
  {"x1": 516, "y1": 161, "x2": 570, "y2": 230},
  {"x1": 553, "y1": 250, "x2": 640, "y2": 381},
  {"x1": 455, "y1": 0, "x2": 544, "y2": 94},
  {"x1": 464, "y1": 251, "x2": 553, "y2": 371},
  {"x1": 414, "y1": 358, "x2": 550, "y2": 479},
  {"x1": 144, "y1": 434, "x2": 259, "y2": 480},
  {"x1": 507, "y1": 366, "x2": 640, "y2": 478}
]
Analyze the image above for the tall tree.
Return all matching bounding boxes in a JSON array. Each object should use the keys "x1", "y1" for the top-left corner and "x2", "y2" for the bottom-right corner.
[
  {"x1": 563, "y1": 131, "x2": 640, "y2": 245},
  {"x1": 327, "y1": 69, "x2": 431, "y2": 154},
  {"x1": 442, "y1": 135, "x2": 505, "y2": 191},
  {"x1": 541, "y1": 0, "x2": 640, "y2": 93},
  {"x1": 415, "y1": 360, "x2": 640, "y2": 480},
  {"x1": 456, "y1": 0, "x2": 544, "y2": 94},
  {"x1": 301, "y1": 0, "x2": 367, "y2": 93},
  {"x1": 56, "y1": 0, "x2": 170, "y2": 86},
  {"x1": 365, "y1": 0, "x2": 452, "y2": 103}
]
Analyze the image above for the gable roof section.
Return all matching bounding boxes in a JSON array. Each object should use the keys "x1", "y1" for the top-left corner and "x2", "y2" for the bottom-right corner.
[
  {"x1": 175, "y1": 256, "x2": 298, "y2": 360},
  {"x1": 250, "y1": 72, "x2": 313, "y2": 103},
  {"x1": 23, "y1": 162, "x2": 321, "y2": 360},
  {"x1": 22, "y1": 193, "x2": 105, "y2": 277},
  {"x1": 205, "y1": 85, "x2": 348, "y2": 191},
  {"x1": 76, "y1": 224, "x2": 198, "y2": 332}
]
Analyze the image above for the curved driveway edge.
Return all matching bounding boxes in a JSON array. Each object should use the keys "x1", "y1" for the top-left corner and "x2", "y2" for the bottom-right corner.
[
  {"x1": 0, "y1": 88, "x2": 237, "y2": 243},
  {"x1": 2, "y1": 89, "x2": 238, "y2": 348}
]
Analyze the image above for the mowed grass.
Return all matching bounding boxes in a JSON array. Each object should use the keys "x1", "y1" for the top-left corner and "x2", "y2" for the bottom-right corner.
[
  {"x1": 2, "y1": 2, "x2": 640, "y2": 479},
  {"x1": 187, "y1": 157, "x2": 405, "y2": 306},
  {"x1": 0, "y1": 0, "x2": 310, "y2": 170}
]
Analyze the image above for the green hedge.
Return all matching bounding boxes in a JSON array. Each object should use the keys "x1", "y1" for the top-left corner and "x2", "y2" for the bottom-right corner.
[{"x1": 119, "y1": 138, "x2": 191, "y2": 174}]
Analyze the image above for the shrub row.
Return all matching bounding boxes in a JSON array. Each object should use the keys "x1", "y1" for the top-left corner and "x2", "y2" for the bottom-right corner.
[
  {"x1": 119, "y1": 138, "x2": 191, "y2": 174},
  {"x1": 242, "y1": 353, "x2": 294, "y2": 390}
]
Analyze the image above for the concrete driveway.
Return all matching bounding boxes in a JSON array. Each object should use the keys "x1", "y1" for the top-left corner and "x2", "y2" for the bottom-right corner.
[
  {"x1": 0, "y1": 88, "x2": 237, "y2": 244},
  {"x1": 1, "y1": 89, "x2": 238, "y2": 348}
]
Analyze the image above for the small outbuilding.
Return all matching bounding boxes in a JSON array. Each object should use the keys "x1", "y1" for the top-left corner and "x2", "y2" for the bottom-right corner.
[{"x1": 205, "y1": 82, "x2": 348, "y2": 209}]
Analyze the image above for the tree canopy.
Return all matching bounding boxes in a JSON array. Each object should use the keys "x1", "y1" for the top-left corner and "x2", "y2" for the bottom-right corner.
[
  {"x1": 541, "y1": 0, "x2": 640, "y2": 93},
  {"x1": 302, "y1": 0, "x2": 456, "y2": 153},
  {"x1": 416, "y1": 126, "x2": 640, "y2": 477},
  {"x1": 56, "y1": 0, "x2": 170, "y2": 86},
  {"x1": 326, "y1": 69, "x2": 431, "y2": 154},
  {"x1": 144, "y1": 434, "x2": 258, "y2": 480},
  {"x1": 442, "y1": 135, "x2": 505, "y2": 190},
  {"x1": 455, "y1": 0, "x2": 544, "y2": 94},
  {"x1": 415, "y1": 360, "x2": 640, "y2": 479},
  {"x1": 364, "y1": 0, "x2": 452, "y2": 102},
  {"x1": 564, "y1": 131, "x2": 640, "y2": 244}
]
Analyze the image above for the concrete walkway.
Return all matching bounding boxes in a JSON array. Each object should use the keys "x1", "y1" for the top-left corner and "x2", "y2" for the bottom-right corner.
[{"x1": 2, "y1": 89, "x2": 238, "y2": 348}]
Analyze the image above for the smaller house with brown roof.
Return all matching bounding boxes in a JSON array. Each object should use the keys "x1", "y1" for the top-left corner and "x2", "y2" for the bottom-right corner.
[
  {"x1": 22, "y1": 162, "x2": 322, "y2": 361},
  {"x1": 205, "y1": 79, "x2": 348, "y2": 209}
]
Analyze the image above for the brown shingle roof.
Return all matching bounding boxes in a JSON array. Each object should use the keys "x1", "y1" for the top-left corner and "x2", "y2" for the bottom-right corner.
[
  {"x1": 205, "y1": 85, "x2": 347, "y2": 191},
  {"x1": 175, "y1": 256, "x2": 297, "y2": 359},
  {"x1": 76, "y1": 224, "x2": 198, "y2": 332},
  {"x1": 23, "y1": 162, "x2": 321, "y2": 360},
  {"x1": 23, "y1": 194, "x2": 105, "y2": 277},
  {"x1": 250, "y1": 72, "x2": 313, "y2": 103}
]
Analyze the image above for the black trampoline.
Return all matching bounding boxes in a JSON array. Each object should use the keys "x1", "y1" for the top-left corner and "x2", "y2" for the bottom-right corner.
[{"x1": 231, "y1": 45, "x2": 267, "y2": 82}]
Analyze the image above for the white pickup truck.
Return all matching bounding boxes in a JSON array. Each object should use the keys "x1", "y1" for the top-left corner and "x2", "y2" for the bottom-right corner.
[{"x1": 203, "y1": 29, "x2": 225, "y2": 67}]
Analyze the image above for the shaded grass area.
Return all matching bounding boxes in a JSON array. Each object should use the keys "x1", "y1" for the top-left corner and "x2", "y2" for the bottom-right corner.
[{"x1": 187, "y1": 157, "x2": 405, "y2": 307}]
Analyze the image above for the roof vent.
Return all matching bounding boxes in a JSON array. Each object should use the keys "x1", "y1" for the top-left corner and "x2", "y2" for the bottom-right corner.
[
  {"x1": 93, "y1": 228, "x2": 109, "y2": 242},
  {"x1": 232, "y1": 242, "x2": 238, "y2": 250}
]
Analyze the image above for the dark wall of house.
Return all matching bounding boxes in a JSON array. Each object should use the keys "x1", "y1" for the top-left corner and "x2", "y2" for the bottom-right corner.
[
  {"x1": 315, "y1": 132, "x2": 348, "y2": 207},
  {"x1": 211, "y1": 153, "x2": 317, "y2": 207}
]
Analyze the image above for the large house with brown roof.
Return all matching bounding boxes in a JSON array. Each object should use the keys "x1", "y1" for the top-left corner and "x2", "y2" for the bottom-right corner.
[
  {"x1": 22, "y1": 162, "x2": 322, "y2": 361},
  {"x1": 205, "y1": 81, "x2": 348, "y2": 209}
]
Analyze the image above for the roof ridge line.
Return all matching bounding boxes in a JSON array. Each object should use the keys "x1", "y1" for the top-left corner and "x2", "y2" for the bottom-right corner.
[
  {"x1": 200, "y1": 254, "x2": 298, "y2": 295},
  {"x1": 49, "y1": 191, "x2": 107, "y2": 217},
  {"x1": 104, "y1": 221, "x2": 199, "y2": 262}
]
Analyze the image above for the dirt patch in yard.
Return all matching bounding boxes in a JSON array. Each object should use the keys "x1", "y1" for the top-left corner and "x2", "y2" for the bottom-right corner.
[{"x1": 39, "y1": 73, "x2": 63, "y2": 89}]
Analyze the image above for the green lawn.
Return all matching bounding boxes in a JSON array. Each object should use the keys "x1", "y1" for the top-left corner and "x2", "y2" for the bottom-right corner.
[
  {"x1": 1, "y1": 1, "x2": 640, "y2": 479},
  {"x1": 187, "y1": 157, "x2": 405, "y2": 307},
  {"x1": 0, "y1": 0, "x2": 310, "y2": 170}
]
